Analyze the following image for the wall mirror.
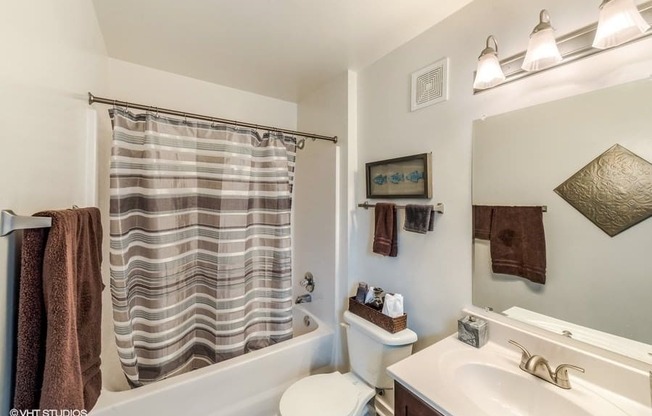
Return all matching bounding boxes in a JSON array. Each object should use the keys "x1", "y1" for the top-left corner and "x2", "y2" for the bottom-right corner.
[{"x1": 472, "y1": 78, "x2": 652, "y2": 362}]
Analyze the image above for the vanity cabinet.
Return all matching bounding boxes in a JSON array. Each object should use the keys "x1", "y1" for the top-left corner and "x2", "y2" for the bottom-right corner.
[{"x1": 394, "y1": 382, "x2": 445, "y2": 416}]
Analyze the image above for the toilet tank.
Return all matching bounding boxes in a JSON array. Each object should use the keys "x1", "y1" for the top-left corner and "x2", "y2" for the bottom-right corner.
[{"x1": 343, "y1": 311, "x2": 417, "y2": 389}]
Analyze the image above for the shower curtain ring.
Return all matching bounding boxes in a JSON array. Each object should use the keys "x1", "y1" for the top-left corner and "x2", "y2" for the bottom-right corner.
[{"x1": 297, "y1": 138, "x2": 306, "y2": 150}]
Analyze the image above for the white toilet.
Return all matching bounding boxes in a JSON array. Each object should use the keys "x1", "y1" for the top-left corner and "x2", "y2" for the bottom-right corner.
[{"x1": 279, "y1": 310, "x2": 418, "y2": 416}]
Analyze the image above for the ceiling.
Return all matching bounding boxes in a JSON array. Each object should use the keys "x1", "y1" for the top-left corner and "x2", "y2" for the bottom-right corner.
[{"x1": 92, "y1": 0, "x2": 473, "y2": 102}]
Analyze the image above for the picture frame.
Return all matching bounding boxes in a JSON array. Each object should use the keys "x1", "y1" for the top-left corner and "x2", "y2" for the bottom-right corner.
[{"x1": 365, "y1": 153, "x2": 432, "y2": 199}]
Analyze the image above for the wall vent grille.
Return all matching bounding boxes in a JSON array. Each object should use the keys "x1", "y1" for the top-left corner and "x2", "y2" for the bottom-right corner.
[{"x1": 411, "y1": 58, "x2": 449, "y2": 111}]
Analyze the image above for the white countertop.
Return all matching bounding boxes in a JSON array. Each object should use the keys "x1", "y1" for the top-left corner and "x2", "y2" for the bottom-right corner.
[{"x1": 387, "y1": 310, "x2": 652, "y2": 416}]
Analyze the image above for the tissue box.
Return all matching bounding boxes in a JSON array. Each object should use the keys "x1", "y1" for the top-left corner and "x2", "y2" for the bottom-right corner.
[{"x1": 457, "y1": 315, "x2": 488, "y2": 348}]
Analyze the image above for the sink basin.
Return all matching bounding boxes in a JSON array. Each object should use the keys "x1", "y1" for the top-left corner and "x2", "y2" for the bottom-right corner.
[
  {"x1": 454, "y1": 363, "x2": 627, "y2": 416},
  {"x1": 387, "y1": 334, "x2": 650, "y2": 416}
]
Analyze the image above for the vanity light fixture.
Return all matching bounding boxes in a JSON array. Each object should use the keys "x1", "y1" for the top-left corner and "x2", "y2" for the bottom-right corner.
[
  {"x1": 473, "y1": 0, "x2": 652, "y2": 94},
  {"x1": 522, "y1": 10, "x2": 562, "y2": 71},
  {"x1": 593, "y1": 0, "x2": 651, "y2": 48},
  {"x1": 472, "y1": 36, "x2": 506, "y2": 90}
]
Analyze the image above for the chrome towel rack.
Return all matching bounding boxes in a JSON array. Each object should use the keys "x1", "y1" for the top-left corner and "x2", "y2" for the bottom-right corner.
[
  {"x1": 1, "y1": 210, "x2": 52, "y2": 237},
  {"x1": 357, "y1": 201, "x2": 445, "y2": 214}
]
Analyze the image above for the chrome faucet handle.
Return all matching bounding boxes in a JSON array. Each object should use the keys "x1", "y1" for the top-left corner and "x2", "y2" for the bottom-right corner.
[
  {"x1": 554, "y1": 364, "x2": 585, "y2": 389},
  {"x1": 508, "y1": 340, "x2": 532, "y2": 367},
  {"x1": 300, "y1": 272, "x2": 315, "y2": 293}
]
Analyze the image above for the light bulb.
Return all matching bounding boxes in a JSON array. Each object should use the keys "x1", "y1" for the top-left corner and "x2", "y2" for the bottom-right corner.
[
  {"x1": 473, "y1": 36, "x2": 506, "y2": 90},
  {"x1": 522, "y1": 10, "x2": 562, "y2": 72},
  {"x1": 593, "y1": 0, "x2": 651, "y2": 49}
]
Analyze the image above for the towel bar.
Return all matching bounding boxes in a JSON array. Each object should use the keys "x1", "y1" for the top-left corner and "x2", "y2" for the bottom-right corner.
[
  {"x1": 0, "y1": 210, "x2": 52, "y2": 237},
  {"x1": 357, "y1": 201, "x2": 445, "y2": 214}
]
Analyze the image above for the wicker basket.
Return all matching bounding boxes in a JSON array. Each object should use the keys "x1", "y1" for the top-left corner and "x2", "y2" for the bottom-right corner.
[{"x1": 348, "y1": 297, "x2": 407, "y2": 333}]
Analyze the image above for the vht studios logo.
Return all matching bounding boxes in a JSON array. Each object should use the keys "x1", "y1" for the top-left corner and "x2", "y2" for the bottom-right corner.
[{"x1": 10, "y1": 410, "x2": 88, "y2": 416}]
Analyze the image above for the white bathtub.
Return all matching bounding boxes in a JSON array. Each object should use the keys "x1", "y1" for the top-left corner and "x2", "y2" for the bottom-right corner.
[{"x1": 91, "y1": 306, "x2": 334, "y2": 416}]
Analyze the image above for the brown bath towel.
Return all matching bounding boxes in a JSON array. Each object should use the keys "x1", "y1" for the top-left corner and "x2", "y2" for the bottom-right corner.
[
  {"x1": 472, "y1": 205, "x2": 494, "y2": 240},
  {"x1": 14, "y1": 228, "x2": 49, "y2": 410},
  {"x1": 373, "y1": 203, "x2": 398, "y2": 257},
  {"x1": 14, "y1": 208, "x2": 104, "y2": 411},
  {"x1": 490, "y1": 206, "x2": 546, "y2": 284}
]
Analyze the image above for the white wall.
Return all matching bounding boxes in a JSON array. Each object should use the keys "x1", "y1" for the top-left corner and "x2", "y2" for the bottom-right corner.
[
  {"x1": 106, "y1": 59, "x2": 298, "y2": 130},
  {"x1": 352, "y1": 0, "x2": 652, "y2": 351},
  {"x1": 296, "y1": 71, "x2": 357, "y2": 369},
  {"x1": 0, "y1": 0, "x2": 108, "y2": 410},
  {"x1": 100, "y1": 59, "x2": 299, "y2": 390}
]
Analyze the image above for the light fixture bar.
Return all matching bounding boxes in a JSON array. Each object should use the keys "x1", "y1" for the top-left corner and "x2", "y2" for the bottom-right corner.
[{"x1": 473, "y1": 0, "x2": 652, "y2": 94}]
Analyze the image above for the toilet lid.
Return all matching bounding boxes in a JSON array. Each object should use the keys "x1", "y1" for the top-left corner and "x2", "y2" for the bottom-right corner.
[{"x1": 280, "y1": 373, "x2": 359, "y2": 416}]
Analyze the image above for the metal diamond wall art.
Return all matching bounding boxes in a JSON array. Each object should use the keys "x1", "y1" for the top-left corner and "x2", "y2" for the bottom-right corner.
[{"x1": 554, "y1": 144, "x2": 652, "y2": 237}]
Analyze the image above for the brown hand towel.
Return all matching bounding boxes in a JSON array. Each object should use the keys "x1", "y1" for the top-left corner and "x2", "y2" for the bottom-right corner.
[
  {"x1": 15, "y1": 208, "x2": 104, "y2": 411},
  {"x1": 490, "y1": 206, "x2": 546, "y2": 284},
  {"x1": 472, "y1": 205, "x2": 494, "y2": 240},
  {"x1": 373, "y1": 203, "x2": 398, "y2": 257},
  {"x1": 14, "y1": 228, "x2": 49, "y2": 410},
  {"x1": 404, "y1": 204, "x2": 434, "y2": 234}
]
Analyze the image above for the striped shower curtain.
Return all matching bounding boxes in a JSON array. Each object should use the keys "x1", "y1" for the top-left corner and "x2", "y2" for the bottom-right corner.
[{"x1": 109, "y1": 109, "x2": 295, "y2": 386}]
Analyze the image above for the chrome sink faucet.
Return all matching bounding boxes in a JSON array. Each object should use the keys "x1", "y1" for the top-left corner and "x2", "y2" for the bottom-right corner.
[{"x1": 508, "y1": 340, "x2": 585, "y2": 389}]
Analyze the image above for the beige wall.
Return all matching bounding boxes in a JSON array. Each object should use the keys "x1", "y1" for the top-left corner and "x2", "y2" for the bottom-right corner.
[
  {"x1": 352, "y1": 0, "x2": 652, "y2": 351},
  {"x1": 0, "y1": 0, "x2": 109, "y2": 410}
]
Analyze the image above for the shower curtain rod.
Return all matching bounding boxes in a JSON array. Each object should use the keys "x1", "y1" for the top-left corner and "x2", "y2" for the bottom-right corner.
[{"x1": 88, "y1": 92, "x2": 338, "y2": 144}]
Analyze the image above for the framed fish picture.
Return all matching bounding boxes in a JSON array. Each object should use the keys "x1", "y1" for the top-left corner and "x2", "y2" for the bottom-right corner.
[{"x1": 365, "y1": 153, "x2": 432, "y2": 198}]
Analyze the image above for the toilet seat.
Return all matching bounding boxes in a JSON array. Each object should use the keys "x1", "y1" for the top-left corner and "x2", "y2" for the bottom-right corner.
[{"x1": 279, "y1": 372, "x2": 371, "y2": 416}]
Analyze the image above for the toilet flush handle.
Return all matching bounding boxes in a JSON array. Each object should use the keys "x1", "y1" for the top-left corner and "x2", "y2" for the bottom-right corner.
[{"x1": 340, "y1": 322, "x2": 350, "y2": 329}]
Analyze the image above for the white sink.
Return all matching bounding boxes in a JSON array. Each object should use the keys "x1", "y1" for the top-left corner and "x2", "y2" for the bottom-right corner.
[
  {"x1": 388, "y1": 334, "x2": 651, "y2": 416},
  {"x1": 454, "y1": 363, "x2": 627, "y2": 416}
]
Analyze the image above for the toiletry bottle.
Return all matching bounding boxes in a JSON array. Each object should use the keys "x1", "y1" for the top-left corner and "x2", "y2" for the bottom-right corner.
[{"x1": 355, "y1": 282, "x2": 369, "y2": 303}]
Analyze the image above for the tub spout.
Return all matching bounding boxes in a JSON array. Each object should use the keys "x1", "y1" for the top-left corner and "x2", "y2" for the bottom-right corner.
[{"x1": 296, "y1": 294, "x2": 312, "y2": 304}]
